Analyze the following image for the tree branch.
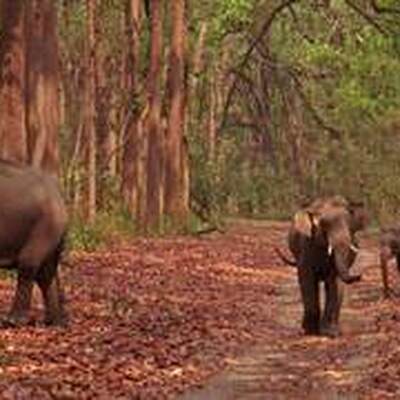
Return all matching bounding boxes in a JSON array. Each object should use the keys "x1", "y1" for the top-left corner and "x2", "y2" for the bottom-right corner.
[
  {"x1": 370, "y1": 0, "x2": 400, "y2": 15},
  {"x1": 344, "y1": 0, "x2": 389, "y2": 36},
  {"x1": 288, "y1": 4, "x2": 315, "y2": 44},
  {"x1": 220, "y1": 0, "x2": 299, "y2": 131},
  {"x1": 290, "y1": 72, "x2": 342, "y2": 140}
]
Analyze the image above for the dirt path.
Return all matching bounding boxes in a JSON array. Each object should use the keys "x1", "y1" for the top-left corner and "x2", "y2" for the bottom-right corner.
[
  {"x1": 179, "y1": 236, "x2": 397, "y2": 399},
  {"x1": 0, "y1": 221, "x2": 399, "y2": 399}
]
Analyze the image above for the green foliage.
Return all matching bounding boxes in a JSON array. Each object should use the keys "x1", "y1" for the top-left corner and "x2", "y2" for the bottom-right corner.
[
  {"x1": 213, "y1": 0, "x2": 254, "y2": 35},
  {"x1": 58, "y1": 1, "x2": 86, "y2": 55},
  {"x1": 189, "y1": 0, "x2": 400, "y2": 223},
  {"x1": 56, "y1": 0, "x2": 400, "y2": 230},
  {"x1": 68, "y1": 217, "x2": 102, "y2": 252},
  {"x1": 193, "y1": 0, "x2": 258, "y2": 47},
  {"x1": 68, "y1": 208, "x2": 136, "y2": 252},
  {"x1": 69, "y1": 175, "x2": 136, "y2": 251},
  {"x1": 189, "y1": 130, "x2": 299, "y2": 221}
]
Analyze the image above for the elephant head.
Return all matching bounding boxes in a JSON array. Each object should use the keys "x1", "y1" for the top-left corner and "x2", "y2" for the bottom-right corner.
[{"x1": 294, "y1": 196, "x2": 368, "y2": 284}]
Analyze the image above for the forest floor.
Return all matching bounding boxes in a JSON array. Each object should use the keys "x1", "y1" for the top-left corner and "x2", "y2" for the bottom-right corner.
[{"x1": 0, "y1": 221, "x2": 399, "y2": 399}]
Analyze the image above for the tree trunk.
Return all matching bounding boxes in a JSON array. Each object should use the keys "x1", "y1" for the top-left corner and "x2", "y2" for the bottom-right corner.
[
  {"x1": 145, "y1": 0, "x2": 164, "y2": 230},
  {"x1": 96, "y1": 36, "x2": 116, "y2": 209},
  {"x1": 190, "y1": 21, "x2": 207, "y2": 123},
  {"x1": 207, "y1": 67, "x2": 216, "y2": 160},
  {"x1": 84, "y1": 0, "x2": 97, "y2": 222},
  {"x1": 121, "y1": 0, "x2": 142, "y2": 218},
  {"x1": 96, "y1": 17, "x2": 116, "y2": 185},
  {"x1": 25, "y1": 0, "x2": 60, "y2": 176},
  {"x1": 164, "y1": 0, "x2": 188, "y2": 224},
  {"x1": 0, "y1": 0, "x2": 27, "y2": 162}
]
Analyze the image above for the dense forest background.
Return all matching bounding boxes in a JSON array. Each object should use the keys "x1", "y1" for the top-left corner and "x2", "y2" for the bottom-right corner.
[{"x1": 0, "y1": 0, "x2": 400, "y2": 246}]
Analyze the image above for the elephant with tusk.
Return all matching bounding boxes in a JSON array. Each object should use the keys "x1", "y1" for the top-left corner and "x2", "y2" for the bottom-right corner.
[
  {"x1": 277, "y1": 196, "x2": 368, "y2": 337},
  {"x1": 0, "y1": 159, "x2": 68, "y2": 328}
]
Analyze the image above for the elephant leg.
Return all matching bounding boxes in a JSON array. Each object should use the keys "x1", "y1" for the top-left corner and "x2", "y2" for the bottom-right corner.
[
  {"x1": 298, "y1": 266, "x2": 320, "y2": 335},
  {"x1": 36, "y1": 261, "x2": 67, "y2": 327},
  {"x1": 37, "y1": 276, "x2": 65, "y2": 326},
  {"x1": 321, "y1": 277, "x2": 344, "y2": 337},
  {"x1": 4, "y1": 270, "x2": 34, "y2": 327}
]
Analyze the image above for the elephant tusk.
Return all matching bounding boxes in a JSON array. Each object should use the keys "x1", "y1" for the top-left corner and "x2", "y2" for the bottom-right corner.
[
  {"x1": 328, "y1": 244, "x2": 333, "y2": 255},
  {"x1": 350, "y1": 244, "x2": 359, "y2": 253}
]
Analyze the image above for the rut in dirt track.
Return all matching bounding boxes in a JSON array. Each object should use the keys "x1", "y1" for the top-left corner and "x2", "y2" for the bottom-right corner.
[{"x1": 180, "y1": 225, "x2": 397, "y2": 400}]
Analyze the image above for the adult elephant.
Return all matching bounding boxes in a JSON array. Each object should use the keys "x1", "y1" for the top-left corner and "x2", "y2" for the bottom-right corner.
[
  {"x1": 0, "y1": 159, "x2": 68, "y2": 328},
  {"x1": 379, "y1": 225, "x2": 400, "y2": 298},
  {"x1": 277, "y1": 196, "x2": 368, "y2": 337}
]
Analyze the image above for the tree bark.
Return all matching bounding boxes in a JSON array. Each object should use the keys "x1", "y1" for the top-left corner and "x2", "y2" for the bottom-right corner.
[
  {"x1": 190, "y1": 22, "x2": 207, "y2": 116},
  {"x1": 96, "y1": 16, "x2": 116, "y2": 184},
  {"x1": 84, "y1": 0, "x2": 97, "y2": 222},
  {"x1": 145, "y1": 0, "x2": 164, "y2": 230},
  {"x1": 207, "y1": 67, "x2": 217, "y2": 161},
  {"x1": 0, "y1": 0, "x2": 27, "y2": 162},
  {"x1": 164, "y1": 0, "x2": 188, "y2": 224},
  {"x1": 25, "y1": 0, "x2": 60, "y2": 176},
  {"x1": 121, "y1": 0, "x2": 142, "y2": 218}
]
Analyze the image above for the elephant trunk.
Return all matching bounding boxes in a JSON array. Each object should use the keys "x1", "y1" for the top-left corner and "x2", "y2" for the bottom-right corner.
[{"x1": 333, "y1": 244, "x2": 361, "y2": 284}]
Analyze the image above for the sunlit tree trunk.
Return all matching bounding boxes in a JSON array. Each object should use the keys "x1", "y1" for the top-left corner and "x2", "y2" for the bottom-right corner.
[
  {"x1": 84, "y1": 0, "x2": 97, "y2": 222},
  {"x1": 164, "y1": 0, "x2": 188, "y2": 224},
  {"x1": 0, "y1": 1, "x2": 27, "y2": 162},
  {"x1": 181, "y1": 8, "x2": 190, "y2": 222},
  {"x1": 96, "y1": 52, "x2": 110, "y2": 176},
  {"x1": 25, "y1": 0, "x2": 60, "y2": 176},
  {"x1": 145, "y1": 0, "x2": 164, "y2": 230},
  {"x1": 96, "y1": 34, "x2": 118, "y2": 209},
  {"x1": 191, "y1": 22, "x2": 207, "y2": 102},
  {"x1": 60, "y1": 1, "x2": 84, "y2": 209},
  {"x1": 207, "y1": 67, "x2": 217, "y2": 161},
  {"x1": 0, "y1": 0, "x2": 61, "y2": 175},
  {"x1": 96, "y1": 13, "x2": 116, "y2": 185},
  {"x1": 121, "y1": 0, "x2": 143, "y2": 218}
]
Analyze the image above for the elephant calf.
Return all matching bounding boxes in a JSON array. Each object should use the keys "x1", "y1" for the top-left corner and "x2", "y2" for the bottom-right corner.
[
  {"x1": 0, "y1": 159, "x2": 68, "y2": 328},
  {"x1": 379, "y1": 226, "x2": 400, "y2": 298},
  {"x1": 278, "y1": 196, "x2": 368, "y2": 337}
]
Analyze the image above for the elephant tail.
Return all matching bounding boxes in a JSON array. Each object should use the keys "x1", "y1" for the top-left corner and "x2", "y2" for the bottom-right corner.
[{"x1": 274, "y1": 247, "x2": 297, "y2": 267}]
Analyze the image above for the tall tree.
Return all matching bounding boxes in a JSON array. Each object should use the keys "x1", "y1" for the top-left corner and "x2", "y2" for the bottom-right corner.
[
  {"x1": 0, "y1": 0, "x2": 61, "y2": 175},
  {"x1": 145, "y1": 0, "x2": 164, "y2": 230},
  {"x1": 121, "y1": 0, "x2": 144, "y2": 218},
  {"x1": 25, "y1": 0, "x2": 60, "y2": 176},
  {"x1": 164, "y1": 0, "x2": 189, "y2": 224},
  {"x1": 0, "y1": 1, "x2": 27, "y2": 162},
  {"x1": 83, "y1": 0, "x2": 97, "y2": 221}
]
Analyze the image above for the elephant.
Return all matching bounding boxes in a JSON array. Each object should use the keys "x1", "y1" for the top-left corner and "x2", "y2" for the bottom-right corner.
[
  {"x1": 277, "y1": 196, "x2": 368, "y2": 337},
  {"x1": 379, "y1": 225, "x2": 400, "y2": 298},
  {"x1": 0, "y1": 159, "x2": 68, "y2": 328}
]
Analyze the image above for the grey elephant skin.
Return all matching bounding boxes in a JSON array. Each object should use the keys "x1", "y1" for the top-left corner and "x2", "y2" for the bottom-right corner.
[
  {"x1": 277, "y1": 196, "x2": 368, "y2": 337},
  {"x1": 0, "y1": 160, "x2": 68, "y2": 328},
  {"x1": 379, "y1": 225, "x2": 400, "y2": 298}
]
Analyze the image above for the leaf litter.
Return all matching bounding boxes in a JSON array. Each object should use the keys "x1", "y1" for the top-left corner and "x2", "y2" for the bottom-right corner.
[{"x1": 0, "y1": 222, "x2": 397, "y2": 399}]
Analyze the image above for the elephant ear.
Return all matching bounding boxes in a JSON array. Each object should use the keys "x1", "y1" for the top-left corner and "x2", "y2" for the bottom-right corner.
[{"x1": 293, "y1": 210, "x2": 318, "y2": 237}]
